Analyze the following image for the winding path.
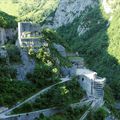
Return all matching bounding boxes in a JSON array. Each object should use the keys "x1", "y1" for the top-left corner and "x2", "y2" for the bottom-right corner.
[
  {"x1": 79, "y1": 99, "x2": 104, "y2": 120},
  {"x1": 0, "y1": 77, "x2": 104, "y2": 120},
  {"x1": 0, "y1": 77, "x2": 71, "y2": 119}
]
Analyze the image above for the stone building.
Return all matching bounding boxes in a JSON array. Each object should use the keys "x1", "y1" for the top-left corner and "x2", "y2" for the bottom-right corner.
[
  {"x1": 76, "y1": 68, "x2": 105, "y2": 99},
  {"x1": 18, "y1": 22, "x2": 41, "y2": 48}
]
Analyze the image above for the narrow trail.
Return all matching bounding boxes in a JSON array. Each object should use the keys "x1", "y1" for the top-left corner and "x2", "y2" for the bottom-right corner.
[
  {"x1": 0, "y1": 108, "x2": 61, "y2": 120},
  {"x1": 0, "y1": 96, "x2": 92, "y2": 120},
  {"x1": 0, "y1": 77, "x2": 71, "y2": 119},
  {"x1": 0, "y1": 77, "x2": 104, "y2": 120},
  {"x1": 79, "y1": 99, "x2": 103, "y2": 120}
]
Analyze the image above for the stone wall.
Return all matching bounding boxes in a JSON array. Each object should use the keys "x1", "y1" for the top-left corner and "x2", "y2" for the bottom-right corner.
[
  {"x1": 21, "y1": 38, "x2": 42, "y2": 48},
  {"x1": 18, "y1": 22, "x2": 41, "y2": 48},
  {"x1": 20, "y1": 22, "x2": 40, "y2": 33},
  {"x1": 78, "y1": 75, "x2": 92, "y2": 97},
  {"x1": 78, "y1": 74, "x2": 105, "y2": 99}
]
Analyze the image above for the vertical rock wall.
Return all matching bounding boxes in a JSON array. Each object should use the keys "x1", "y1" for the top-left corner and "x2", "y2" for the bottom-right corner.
[
  {"x1": 0, "y1": 27, "x2": 7, "y2": 45},
  {"x1": 0, "y1": 27, "x2": 17, "y2": 45},
  {"x1": 44, "y1": 0, "x2": 97, "y2": 29}
]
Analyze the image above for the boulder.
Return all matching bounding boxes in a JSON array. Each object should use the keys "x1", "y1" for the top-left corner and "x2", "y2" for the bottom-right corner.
[{"x1": 53, "y1": 43, "x2": 66, "y2": 57}]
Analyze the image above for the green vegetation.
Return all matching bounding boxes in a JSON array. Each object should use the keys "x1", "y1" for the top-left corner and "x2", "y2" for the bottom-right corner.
[
  {"x1": 0, "y1": 65, "x2": 16, "y2": 79},
  {"x1": 6, "y1": 44, "x2": 21, "y2": 63},
  {"x1": 0, "y1": 50, "x2": 38, "y2": 107},
  {"x1": 104, "y1": 85, "x2": 120, "y2": 119},
  {"x1": 27, "y1": 45, "x2": 60, "y2": 88},
  {"x1": 27, "y1": 28, "x2": 72, "y2": 88},
  {"x1": 1, "y1": 0, "x2": 120, "y2": 119},
  {"x1": 36, "y1": 106, "x2": 107, "y2": 120},
  {"x1": 0, "y1": 0, "x2": 19, "y2": 17},
  {"x1": 18, "y1": 0, "x2": 59, "y2": 23},
  {"x1": 26, "y1": 58, "x2": 60, "y2": 88},
  {"x1": 0, "y1": 78, "x2": 37, "y2": 107},
  {"x1": 0, "y1": 0, "x2": 19, "y2": 28},
  {"x1": 0, "y1": 49, "x2": 16, "y2": 79},
  {"x1": 42, "y1": 29, "x2": 72, "y2": 66},
  {"x1": 37, "y1": 106, "x2": 88, "y2": 120},
  {"x1": 12, "y1": 79, "x2": 85, "y2": 114},
  {"x1": 0, "y1": 11, "x2": 17, "y2": 28},
  {"x1": 87, "y1": 107, "x2": 107, "y2": 120},
  {"x1": 57, "y1": 1, "x2": 120, "y2": 101},
  {"x1": 42, "y1": 28, "x2": 70, "y2": 51}
]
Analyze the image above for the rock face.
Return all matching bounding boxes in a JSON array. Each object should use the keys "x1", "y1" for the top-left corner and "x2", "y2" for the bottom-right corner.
[
  {"x1": 45, "y1": 0, "x2": 96, "y2": 28},
  {"x1": 0, "y1": 27, "x2": 17, "y2": 45},
  {"x1": 53, "y1": 43, "x2": 66, "y2": 57},
  {"x1": 0, "y1": 27, "x2": 7, "y2": 45},
  {"x1": 6, "y1": 28, "x2": 17, "y2": 40},
  {"x1": 0, "y1": 47, "x2": 7, "y2": 58},
  {"x1": 16, "y1": 49, "x2": 35, "y2": 81}
]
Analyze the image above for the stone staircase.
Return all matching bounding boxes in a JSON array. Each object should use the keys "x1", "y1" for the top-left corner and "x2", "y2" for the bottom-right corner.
[{"x1": 94, "y1": 81, "x2": 104, "y2": 98}]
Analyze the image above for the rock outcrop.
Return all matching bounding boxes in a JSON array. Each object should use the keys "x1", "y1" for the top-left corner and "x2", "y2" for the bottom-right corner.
[
  {"x1": 0, "y1": 27, "x2": 17, "y2": 45},
  {"x1": 53, "y1": 43, "x2": 66, "y2": 57},
  {"x1": 16, "y1": 49, "x2": 35, "y2": 81},
  {"x1": 0, "y1": 47, "x2": 7, "y2": 58},
  {"x1": 44, "y1": 0, "x2": 97, "y2": 29},
  {"x1": 54, "y1": 0, "x2": 95, "y2": 28},
  {"x1": 0, "y1": 27, "x2": 7, "y2": 45}
]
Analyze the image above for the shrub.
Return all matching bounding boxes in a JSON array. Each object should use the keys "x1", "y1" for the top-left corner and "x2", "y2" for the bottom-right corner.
[
  {"x1": 0, "y1": 11, "x2": 17, "y2": 28},
  {"x1": 6, "y1": 45, "x2": 21, "y2": 63}
]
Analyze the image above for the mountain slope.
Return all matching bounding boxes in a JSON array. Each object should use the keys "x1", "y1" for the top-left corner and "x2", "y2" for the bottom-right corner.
[
  {"x1": 0, "y1": 0, "x2": 120, "y2": 119},
  {"x1": 0, "y1": 0, "x2": 19, "y2": 17},
  {"x1": 56, "y1": 0, "x2": 120, "y2": 101},
  {"x1": 18, "y1": 0, "x2": 59, "y2": 23},
  {"x1": 0, "y1": 11, "x2": 17, "y2": 28}
]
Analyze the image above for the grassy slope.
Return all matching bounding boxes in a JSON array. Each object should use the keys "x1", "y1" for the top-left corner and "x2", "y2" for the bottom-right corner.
[
  {"x1": 0, "y1": 11, "x2": 17, "y2": 28},
  {"x1": 0, "y1": 0, "x2": 19, "y2": 17},
  {"x1": 0, "y1": 0, "x2": 19, "y2": 28},
  {"x1": 18, "y1": 0, "x2": 59, "y2": 23},
  {"x1": 107, "y1": 9, "x2": 120, "y2": 64}
]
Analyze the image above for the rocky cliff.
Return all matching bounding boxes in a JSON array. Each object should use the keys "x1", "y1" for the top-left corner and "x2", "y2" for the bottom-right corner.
[
  {"x1": 53, "y1": 0, "x2": 97, "y2": 28},
  {"x1": 0, "y1": 27, "x2": 17, "y2": 45},
  {"x1": 43, "y1": 0, "x2": 98, "y2": 29},
  {"x1": 43, "y1": 0, "x2": 114, "y2": 35}
]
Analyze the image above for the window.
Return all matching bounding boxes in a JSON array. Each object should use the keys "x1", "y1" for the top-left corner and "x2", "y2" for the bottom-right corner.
[{"x1": 82, "y1": 77, "x2": 84, "y2": 81}]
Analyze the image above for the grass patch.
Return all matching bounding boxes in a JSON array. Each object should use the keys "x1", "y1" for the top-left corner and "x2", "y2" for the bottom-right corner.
[{"x1": 0, "y1": 0, "x2": 19, "y2": 17}]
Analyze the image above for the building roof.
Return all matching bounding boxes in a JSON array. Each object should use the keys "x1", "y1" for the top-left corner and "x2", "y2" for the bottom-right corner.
[{"x1": 76, "y1": 68, "x2": 97, "y2": 79}]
